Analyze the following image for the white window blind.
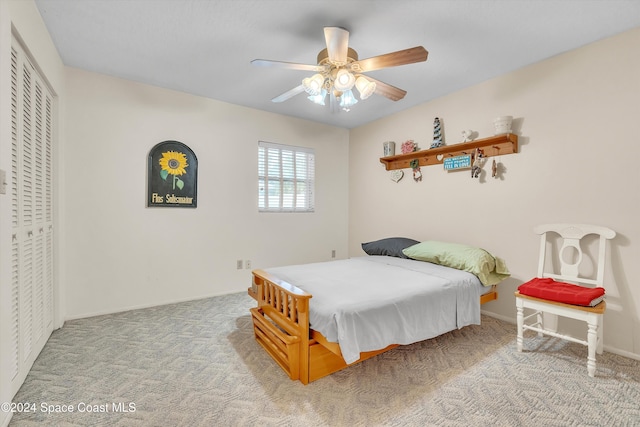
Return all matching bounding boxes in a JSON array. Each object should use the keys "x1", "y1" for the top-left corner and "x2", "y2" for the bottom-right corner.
[{"x1": 258, "y1": 141, "x2": 315, "y2": 212}]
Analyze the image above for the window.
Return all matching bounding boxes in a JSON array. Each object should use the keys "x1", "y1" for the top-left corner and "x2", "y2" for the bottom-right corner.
[{"x1": 258, "y1": 141, "x2": 315, "y2": 212}]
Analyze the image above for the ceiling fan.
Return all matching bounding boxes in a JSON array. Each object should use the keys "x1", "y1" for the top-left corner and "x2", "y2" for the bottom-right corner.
[{"x1": 251, "y1": 27, "x2": 428, "y2": 112}]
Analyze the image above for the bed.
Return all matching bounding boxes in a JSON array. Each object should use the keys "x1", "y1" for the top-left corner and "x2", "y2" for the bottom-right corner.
[{"x1": 247, "y1": 238, "x2": 509, "y2": 384}]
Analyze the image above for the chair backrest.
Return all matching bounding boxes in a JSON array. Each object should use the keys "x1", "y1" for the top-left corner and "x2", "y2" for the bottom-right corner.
[{"x1": 534, "y1": 223, "x2": 616, "y2": 287}]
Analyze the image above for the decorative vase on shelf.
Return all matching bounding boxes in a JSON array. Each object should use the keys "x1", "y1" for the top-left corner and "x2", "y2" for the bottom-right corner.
[
  {"x1": 493, "y1": 116, "x2": 513, "y2": 135},
  {"x1": 383, "y1": 141, "x2": 395, "y2": 157}
]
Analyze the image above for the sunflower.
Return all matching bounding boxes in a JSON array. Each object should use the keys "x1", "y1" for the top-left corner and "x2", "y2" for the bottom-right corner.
[{"x1": 159, "y1": 151, "x2": 188, "y2": 176}]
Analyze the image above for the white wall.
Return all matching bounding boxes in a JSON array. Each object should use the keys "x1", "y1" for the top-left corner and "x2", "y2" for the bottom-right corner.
[
  {"x1": 62, "y1": 68, "x2": 349, "y2": 319},
  {"x1": 348, "y1": 28, "x2": 640, "y2": 360}
]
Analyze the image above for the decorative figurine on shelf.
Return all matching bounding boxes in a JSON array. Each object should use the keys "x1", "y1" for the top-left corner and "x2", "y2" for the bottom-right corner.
[
  {"x1": 493, "y1": 116, "x2": 513, "y2": 135},
  {"x1": 461, "y1": 129, "x2": 474, "y2": 142},
  {"x1": 471, "y1": 148, "x2": 484, "y2": 178},
  {"x1": 383, "y1": 141, "x2": 395, "y2": 157},
  {"x1": 431, "y1": 117, "x2": 444, "y2": 148},
  {"x1": 401, "y1": 139, "x2": 417, "y2": 154}
]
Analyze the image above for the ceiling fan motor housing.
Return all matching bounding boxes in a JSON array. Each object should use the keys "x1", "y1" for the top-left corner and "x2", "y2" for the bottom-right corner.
[{"x1": 317, "y1": 47, "x2": 359, "y2": 65}]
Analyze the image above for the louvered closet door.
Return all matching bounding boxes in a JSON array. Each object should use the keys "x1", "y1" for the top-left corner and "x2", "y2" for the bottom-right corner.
[{"x1": 9, "y1": 37, "x2": 55, "y2": 396}]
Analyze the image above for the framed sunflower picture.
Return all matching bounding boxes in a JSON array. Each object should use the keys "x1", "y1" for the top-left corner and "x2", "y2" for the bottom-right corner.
[{"x1": 147, "y1": 140, "x2": 198, "y2": 208}]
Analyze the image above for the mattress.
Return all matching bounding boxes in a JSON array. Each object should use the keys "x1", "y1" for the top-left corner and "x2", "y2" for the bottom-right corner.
[{"x1": 264, "y1": 256, "x2": 484, "y2": 364}]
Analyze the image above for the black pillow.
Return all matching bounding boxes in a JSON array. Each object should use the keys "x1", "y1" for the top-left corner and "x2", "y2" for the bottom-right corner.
[{"x1": 361, "y1": 237, "x2": 420, "y2": 259}]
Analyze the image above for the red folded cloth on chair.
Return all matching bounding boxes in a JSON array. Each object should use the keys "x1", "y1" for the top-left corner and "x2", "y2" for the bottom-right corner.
[{"x1": 518, "y1": 277, "x2": 605, "y2": 306}]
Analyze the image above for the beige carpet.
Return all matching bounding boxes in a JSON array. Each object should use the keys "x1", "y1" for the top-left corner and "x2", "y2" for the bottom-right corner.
[{"x1": 9, "y1": 292, "x2": 640, "y2": 426}]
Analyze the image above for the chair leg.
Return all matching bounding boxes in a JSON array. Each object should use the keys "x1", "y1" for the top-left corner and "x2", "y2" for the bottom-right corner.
[
  {"x1": 597, "y1": 314, "x2": 604, "y2": 355},
  {"x1": 536, "y1": 311, "x2": 544, "y2": 337},
  {"x1": 516, "y1": 300, "x2": 524, "y2": 352},
  {"x1": 587, "y1": 319, "x2": 598, "y2": 377}
]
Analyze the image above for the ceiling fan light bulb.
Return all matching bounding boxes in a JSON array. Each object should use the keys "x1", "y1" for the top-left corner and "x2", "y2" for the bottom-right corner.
[
  {"x1": 334, "y1": 69, "x2": 355, "y2": 91},
  {"x1": 302, "y1": 77, "x2": 315, "y2": 95},
  {"x1": 308, "y1": 88, "x2": 327, "y2": 105},
  {"x1": 339, "y1": 89, "x2": 358, "y2": 111},
  {"x1": 302, "y1": 73, "x2": 325, "y2": 96},
  {"x1": 355, "y1": 76, "x2": 376, "y2": 100}
]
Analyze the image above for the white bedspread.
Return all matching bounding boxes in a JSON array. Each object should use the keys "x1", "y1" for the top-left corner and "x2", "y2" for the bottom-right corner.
[{"x1": 264, "y1": 256, "x2": 483, "y2": 364}]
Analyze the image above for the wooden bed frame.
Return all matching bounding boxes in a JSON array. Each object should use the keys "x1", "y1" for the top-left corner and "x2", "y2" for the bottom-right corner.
[{"x1": 248, "y1": 269, "x2": 497, "y2": 384}]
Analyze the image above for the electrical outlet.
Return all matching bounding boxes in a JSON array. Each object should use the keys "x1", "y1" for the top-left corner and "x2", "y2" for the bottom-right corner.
[
  {"x1": 245, "y1": 260, "x2": 251, "y2": 269},
  {"x1": 331, "y1": 250, "x2": 336, "y2": 259},
  {"x1": 236, "y1": 259, "x2": 243, "y2": 270}
]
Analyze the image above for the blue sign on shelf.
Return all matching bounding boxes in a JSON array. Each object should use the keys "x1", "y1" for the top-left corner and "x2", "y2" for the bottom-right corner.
[{"x1": 443, "y1": 154, "x2": 472, "y2": 170}]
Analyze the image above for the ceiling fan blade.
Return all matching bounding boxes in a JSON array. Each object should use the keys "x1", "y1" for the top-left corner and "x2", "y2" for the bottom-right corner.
[
  {"x1": 251, "y1": 59, "x2": 326, "y2": 72},
  {"x1": 350, "y1": 46, "x2": 428, "y2": 73},
  {"x1": 324, "y1": 27, "x2": 349, "y2": 64},
  {"x1": 359, "y1": 76, "x2": 407, "y2": 101},
  {"x1": 271, "y1": 85, "x2": 305, "y2": 103}
]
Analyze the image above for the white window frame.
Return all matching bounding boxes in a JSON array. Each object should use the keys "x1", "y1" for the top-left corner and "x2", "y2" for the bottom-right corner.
[{"x1": 258, "y1": 141, "x2": 315, "y2": 213}]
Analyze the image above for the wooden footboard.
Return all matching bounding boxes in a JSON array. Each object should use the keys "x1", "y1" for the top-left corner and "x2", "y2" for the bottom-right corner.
[
  {"x1": 249, "y1": 270, "x2": 312, "y2": 382},
  {"x1": 248, "y1": 269, "x2": 498, "y2": 384}
]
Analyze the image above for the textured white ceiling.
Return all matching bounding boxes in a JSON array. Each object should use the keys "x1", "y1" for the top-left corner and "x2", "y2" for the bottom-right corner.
[{"x1": 34, "y1": 0, "x2": 640, "y2": 129}]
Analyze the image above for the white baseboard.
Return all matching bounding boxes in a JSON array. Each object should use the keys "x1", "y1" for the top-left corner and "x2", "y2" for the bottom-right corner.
[
  {"x1": 1, "y1": 412, "x2": 12, "y2": 427},
  {"x1": 481, "y1": 310, "x2": 640, "y2": 362},
  {"x1": 604, "y1": 346, "x2": 640, "y2": 361},
  {"x1": 64, "y1": 290, "x2": 245, "y2": 321},
  {"x1": 481, "y1": 310, "x2": 514, "y2": 324}
]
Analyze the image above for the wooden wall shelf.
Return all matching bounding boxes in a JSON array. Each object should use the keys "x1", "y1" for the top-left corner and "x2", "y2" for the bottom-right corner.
[{"x1": 379, "y1": 133, "x2": 518, "y2": 171}]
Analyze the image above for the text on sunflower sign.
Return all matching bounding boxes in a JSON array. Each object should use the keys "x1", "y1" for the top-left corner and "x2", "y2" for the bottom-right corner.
[{"x1": 151, "y1": 193, "x2": 194, "y2": 204}]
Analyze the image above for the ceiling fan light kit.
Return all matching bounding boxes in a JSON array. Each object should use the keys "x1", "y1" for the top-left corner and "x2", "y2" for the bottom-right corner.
[
  {"x1": 302, "y1": 73, "x2": 325, "y2": 96},
  {"x1": 252, "y1": 26, "x2": 428, "y2": 113},
  {"x1": 355, "y1": 76, "x2": 376, "y2": 100},
  {"x1": 333, "y1": 69, "x2": 356, "y2": 91},
  {"x1": 338, "y1": 89, "x2": 358, "y2": 111},
  {"x1": 307, "y1": 88, "x2": 328, "y2": 106}
]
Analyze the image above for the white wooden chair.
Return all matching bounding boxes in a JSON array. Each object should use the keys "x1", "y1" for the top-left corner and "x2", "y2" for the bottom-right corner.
[{"x1": 515, "y1": 223, "x2": 616, "y2": 377}]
